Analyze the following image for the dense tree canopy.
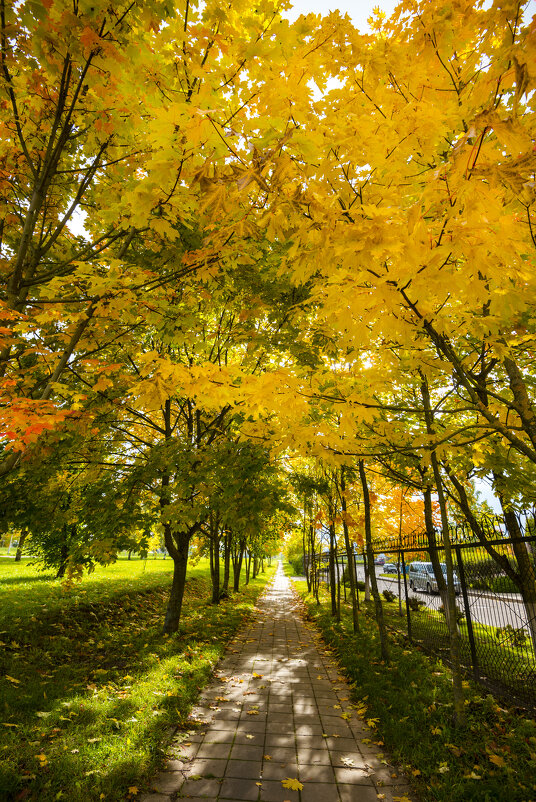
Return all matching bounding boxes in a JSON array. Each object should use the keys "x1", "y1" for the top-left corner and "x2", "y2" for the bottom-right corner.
[{"x1": 2, "y1": 0, "x2": 535, "y2": 635}]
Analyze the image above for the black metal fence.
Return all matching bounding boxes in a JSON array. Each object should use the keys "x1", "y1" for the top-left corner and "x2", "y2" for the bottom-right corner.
[{"x1": 311, "y1": 520, "x2": 536, "y2": 709}]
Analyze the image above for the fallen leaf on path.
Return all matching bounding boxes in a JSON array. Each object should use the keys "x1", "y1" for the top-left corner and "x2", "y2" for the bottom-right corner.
[{"x1": 281, "y1": 778, "x2": 303, "y2": 790}]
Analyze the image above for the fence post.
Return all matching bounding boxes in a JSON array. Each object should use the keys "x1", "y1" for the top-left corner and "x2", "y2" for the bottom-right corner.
[
  {"x1": 455, "y1": 544, "x2": 479, "y2": 681},
  {"x1": 401, "y1": 551, "x2": 412, "y2": 641}
]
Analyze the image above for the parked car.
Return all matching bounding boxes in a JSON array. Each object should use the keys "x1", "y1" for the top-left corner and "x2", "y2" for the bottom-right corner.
[
  {"x1": 382, "y1": 563, "x2": 398, "y2": 574},
  {"x1": 374, "y1": 553, "x2": 386, "y2": 566},
  {"x1": 408, "y1": 561, "x2": 461, "y2": 595}
]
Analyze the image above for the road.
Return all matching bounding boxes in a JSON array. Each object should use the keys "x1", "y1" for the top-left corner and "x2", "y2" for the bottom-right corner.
[{"x1": 350, "y1": 564, "x2": 534, "y2": 638}]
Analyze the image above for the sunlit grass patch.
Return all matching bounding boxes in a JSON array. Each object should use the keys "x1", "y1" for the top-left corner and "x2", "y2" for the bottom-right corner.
[{"x1": 0, "y1": 557, "x2": 275, "y2": 801}]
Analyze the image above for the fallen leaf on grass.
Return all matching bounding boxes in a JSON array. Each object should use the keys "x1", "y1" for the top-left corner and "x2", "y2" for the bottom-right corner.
[
  {"x1": 5, "y1": 676, "x2": 20, "y2": 684},
  {"x1": 281, "y1": 778, "x2": 303, "y2": 791},
  {"x1": 489, "y1": 754, "x2": 506, "y2": 767},
  {"x1": 128, "y1": 787, "x2": 138, "y2": 796}
]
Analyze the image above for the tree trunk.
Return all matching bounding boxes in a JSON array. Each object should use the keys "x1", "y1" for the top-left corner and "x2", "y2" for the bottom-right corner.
[
  {"x1": 493, "y1": 477, "x2": 536, "y2": 656},
  {"x1": 421, "y1": 376, "x2": 465, "y2": 725},
  {"x1": 364, "y1": 553, "x2": 371, "y2": 602},
  {"x1": 328, "y1": 521, "x2": 338, "y2": 618},
  {"x1": 209, "y1": 515, "x2": 221, "y2": 604},
  {"x1": 245, "y1": 551, "x2": 251, "y2": 585},
  {"x1": 340, "y1": 468, "x2": 359, "y2": 632},
  {"x1": 222, "y1": 531, "x2": 231, "y2": 596},
  {"x1": 15, "y1": 529, "x2": 27, "y2": 561},
  {"x1": 233, "y1": 539, "x2": 245, "y2": 592},
  {"x1": 359, "y1": 459, "x2": 389, "y2": 662},
  {"x1": 163, "y1": 524, "x2": 190, "y2": 634}
]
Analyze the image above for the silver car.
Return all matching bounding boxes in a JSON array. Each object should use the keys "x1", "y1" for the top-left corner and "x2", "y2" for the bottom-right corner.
[{"x1": 408, "y1": 561, "x2": 461, "y2": 595}]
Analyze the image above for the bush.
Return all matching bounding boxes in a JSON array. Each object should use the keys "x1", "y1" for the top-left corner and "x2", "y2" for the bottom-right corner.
[
  {"x1": 382, "y1": 589, "x2": 396, "y2": 603},
  {"x1": 356, "y1": 580, "x2": 366, "y2": 592},
  {"x1": 289, "y1": 555, "x2": 304, "y2": 576},
  {"x1": 408, "y1": 596, "x2": 426, "y2": 612},
  {"x1": 495, "y1": 624, "x2": 527, "y2": 648}
]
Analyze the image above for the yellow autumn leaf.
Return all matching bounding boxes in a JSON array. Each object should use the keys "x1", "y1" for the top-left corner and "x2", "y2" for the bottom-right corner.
[
  {"x1": 281, "y1": 777, "x2": 303, "y2": 791},
  {"x1": 128, "y1": 787, "x2": 139, "y2": 796},
  {"x1": 489, "y1": 754, "x2": 506, "y2": 767}
]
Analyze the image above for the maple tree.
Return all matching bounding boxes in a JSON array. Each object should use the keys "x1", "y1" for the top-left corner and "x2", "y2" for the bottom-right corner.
[{"x1": 1, "y1": 0, "x2": 535, "y2": 687}]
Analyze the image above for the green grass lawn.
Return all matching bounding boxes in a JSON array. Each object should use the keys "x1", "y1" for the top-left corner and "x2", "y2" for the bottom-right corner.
[
  {"x1": 288, "y1": 566, "x2": 536, "y2": 802},
  {"x1": 0, "y1": 555, "x2": 276, "y2": 802}
]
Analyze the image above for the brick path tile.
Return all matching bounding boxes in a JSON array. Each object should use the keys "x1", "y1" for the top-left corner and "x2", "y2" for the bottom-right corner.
[
  {"x1": 178, "y1": 777, "x2": 223, "y2": 797},
  {"x1": 219, "y1": 778, "x2": 263, "y2": 799},
  {"x1": 151, "y1": 771, "x2": 184, "y2": 794},
  {"x1": 139, "y1": 794, "x2": 170, "y2": 802},
  {"x1": 225, "y1": 759, "x2": 263, "y2": 779},
  {"x1": 143, "y1": 564, "x2": 416, "y2": 801}
]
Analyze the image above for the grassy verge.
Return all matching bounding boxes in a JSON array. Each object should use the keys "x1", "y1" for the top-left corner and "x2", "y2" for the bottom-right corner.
[
  {"x1": 288, "y1": 567, "x2": 536, "y2": 802},
  {"x1": 0, "y1": 556, "x2": 275, "y2": 802}
]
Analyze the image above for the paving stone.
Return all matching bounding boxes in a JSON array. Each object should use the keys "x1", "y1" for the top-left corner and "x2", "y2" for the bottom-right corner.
[
  {"x1": 196, "y1": 742, "x2": 232, "y2": 759},
  {"x1": 150, "y1": 771, "x2": 184, "y2": 794},
  {"x1": 265, "y1": 732, "x2": 295, "y2": 747},
  {"x1": 259, "y1": 779, "x2": 299, "y2": 801},
  {"x1": 177, "y1": 777, "x2": 222, "y2": 797},
  {"x1": 298, "y1": 763, "x2": 336, "y2": 783},
  {"x1": 333, "y1": 767, "x2": 376, "y2": 784},
  {"x1": 263, "y1": 746, "x2": 296, "y2": 763},
  {"x1": 219, "y1": 777, "x2": 263, "y2": 799},
  {"x1": 140, "y1": 794, "x2": 170, "y2": 802},
  {"x1": 296, "y1": 748, "x2": 332, "y2": 765},
  {"x1": 337, "y1": 784, "x2": 379, "y2": 802},
  {"x1": 185, "y1": 756, "x2": 227, "y2": 778},
  {"x1": 225, "y1": 759, "x2": 263, "y2": 779},
  {"x1": 230, "y1": 743, "x2": 265, "y2": 761},
  {"x1": 298, "y1": 782, "x2": 342, "y2": 802},
  {"x1": 261, "y1": 760, "x2": 299, "y2": 779}
]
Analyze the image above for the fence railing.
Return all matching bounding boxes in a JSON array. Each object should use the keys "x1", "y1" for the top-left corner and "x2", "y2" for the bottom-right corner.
[{"x1": 309, "y1": 525, "x2": 536, "y2": 709}]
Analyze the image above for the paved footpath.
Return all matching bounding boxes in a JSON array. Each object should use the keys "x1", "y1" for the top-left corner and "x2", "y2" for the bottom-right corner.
[{"x1": 141, "y1": 564, "x2": 416, "y2": 802}]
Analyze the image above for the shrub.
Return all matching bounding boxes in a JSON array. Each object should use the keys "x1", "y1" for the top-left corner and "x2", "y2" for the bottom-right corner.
[
  {"x1": 382, "y1": 589, "x2": 396, "y2": 603},
  {"x1": 289, "y1": 555, "x2": 304, "y2": 576},
  {"x1": 495, "y1": 624, "x2": 527, "y2": 648},
  {"x1": 408, "y1": 596, "x2": 426, "y2": 612}
]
